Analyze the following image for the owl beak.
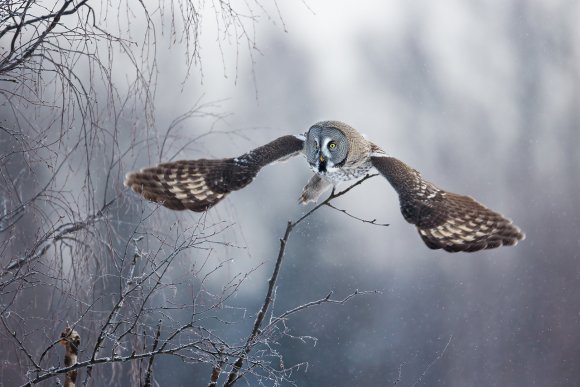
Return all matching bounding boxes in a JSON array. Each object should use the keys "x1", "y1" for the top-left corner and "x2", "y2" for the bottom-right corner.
[{"x1": 319, "y1": 154, "x2": 325, "y2": 162}]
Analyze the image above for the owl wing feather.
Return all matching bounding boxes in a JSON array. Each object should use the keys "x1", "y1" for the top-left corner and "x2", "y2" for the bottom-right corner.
[
  {"x1": 125, "y1": 135, "x2": 304, "y2": 212},
  {"x1": 370, "y1": 155, "x2": 524, "y2": 252}
]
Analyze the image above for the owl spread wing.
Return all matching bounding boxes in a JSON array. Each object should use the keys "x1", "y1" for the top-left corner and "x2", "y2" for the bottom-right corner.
[
  {"x1": 370, "y1": 155, "x2": 524, "y2": 252},
  {"x1": 125, "y1": 135, "x2": 304, "y2": 211}
]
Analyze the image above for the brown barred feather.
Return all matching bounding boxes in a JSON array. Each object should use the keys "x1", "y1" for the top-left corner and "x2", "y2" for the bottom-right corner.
[
  {"x1": 125, "y1": 135, "x2": 304, "y2": 212},
  {"x1": 125, "y1": 159, "x2": 253, "y2": 211},
  {"x1": 371, "y1": 155, "x2": 524, "y2": 252}
]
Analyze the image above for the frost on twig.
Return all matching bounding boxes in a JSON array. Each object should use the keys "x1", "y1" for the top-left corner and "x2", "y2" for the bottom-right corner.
[{"x1": 222, "y1": 175, "x2": 384, "y2": 387}]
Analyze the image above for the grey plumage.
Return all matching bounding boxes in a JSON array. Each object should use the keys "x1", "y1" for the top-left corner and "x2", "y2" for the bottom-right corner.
[{"x1": 125, "y1": 120, "x2": 524, "y2": 252}]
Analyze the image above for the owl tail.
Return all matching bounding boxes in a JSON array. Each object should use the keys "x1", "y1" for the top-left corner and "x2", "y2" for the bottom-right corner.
[{"x1": 124, "y1": 158, "x2": 258, "y2": 212}]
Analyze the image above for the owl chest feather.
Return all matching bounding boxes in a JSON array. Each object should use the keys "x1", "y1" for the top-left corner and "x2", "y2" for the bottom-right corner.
[{"x1": 312, "y1": 160, "x2": 373, "y2": 183}]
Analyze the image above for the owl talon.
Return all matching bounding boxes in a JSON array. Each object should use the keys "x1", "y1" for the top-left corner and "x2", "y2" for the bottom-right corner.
[
  {"x1": 299, "y1": 174, "x2": 332, "y2": 205},
  {"x1": 298, "y1": 192, "x2": 315, "y2": 205}
]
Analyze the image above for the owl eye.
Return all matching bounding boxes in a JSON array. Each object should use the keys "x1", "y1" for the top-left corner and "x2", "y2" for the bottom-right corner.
[{"x1": 328, "y1": 142, "x2": 337, "y2": 150}]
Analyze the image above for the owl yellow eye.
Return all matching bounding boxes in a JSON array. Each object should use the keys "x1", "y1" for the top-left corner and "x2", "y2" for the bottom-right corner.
[{"x1": 328, "y1": 142, "x2": 337, "y2": 149}]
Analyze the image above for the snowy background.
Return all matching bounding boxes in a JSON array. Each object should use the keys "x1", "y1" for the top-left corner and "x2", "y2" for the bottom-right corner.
[{"x1": 3, "y1": 0, "x2": 580, "y2": 385}]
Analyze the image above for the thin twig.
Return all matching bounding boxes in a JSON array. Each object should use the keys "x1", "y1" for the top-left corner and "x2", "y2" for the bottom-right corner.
[
  {"x1": 263, "y1": 289, "x2": 382, "y2": 335},
  {"x1": 325, "y1": 202, "x2": 389, "y2": 227},
  {"x1": 2, "y1": 199, "x2": 115, "y2": 273},
  {"x1": 393, "y1": 362, "x2": 406, "y2": 386},
  {"x1": 222, "y1": 174, "x2": 379, "y2": 387},
  {"x1": 411, "y1": 335, "x2": 453, "y2": 387},
  {"x1": 223, "y1": 220, "x2": 294, "y2": 387}
]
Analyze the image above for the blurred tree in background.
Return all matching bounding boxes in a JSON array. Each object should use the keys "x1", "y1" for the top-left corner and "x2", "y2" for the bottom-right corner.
[{"x1": 2, "y1": 1, "x2": 579, "y2": 386}]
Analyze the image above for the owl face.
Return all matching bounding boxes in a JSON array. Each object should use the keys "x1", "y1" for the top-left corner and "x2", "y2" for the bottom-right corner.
[{"x1": 305, "y1": 124, "x2": 349, "y2": 173}]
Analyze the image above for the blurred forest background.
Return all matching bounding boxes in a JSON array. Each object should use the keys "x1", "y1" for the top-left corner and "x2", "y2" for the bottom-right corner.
[{"x1": 1, "y1": 1, "x2": 579, "y2": 386}]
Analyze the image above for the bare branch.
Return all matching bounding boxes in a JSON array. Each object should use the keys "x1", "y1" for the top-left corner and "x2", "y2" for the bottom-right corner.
[
  {"x1": 325, "y1": 202, "x2": 389, "y2": 227},
  {"x1": 263, "y1": 289, "x2": 382, "y2": 335},
  {"x1": 2, "y1": 199, "x2": 115, "y2": 273},
  {"x1": 223, "y1": 175, "x2": 382, "y2": 386}
]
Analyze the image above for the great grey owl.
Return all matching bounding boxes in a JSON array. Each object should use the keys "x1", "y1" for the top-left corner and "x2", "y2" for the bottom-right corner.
[{"x1": 125, "y1": 121, "x2": 524, "y2": 252}]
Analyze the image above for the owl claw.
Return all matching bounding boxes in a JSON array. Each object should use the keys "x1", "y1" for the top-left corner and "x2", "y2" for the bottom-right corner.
[
  {"x1": 298, "y1": 191, "x2": 316, "y2": 205},
  {"x1": 299, "y1": 174, "x2": 332, "y2": 205}
]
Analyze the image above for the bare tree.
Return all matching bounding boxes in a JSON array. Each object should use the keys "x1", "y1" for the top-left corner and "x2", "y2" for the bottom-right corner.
[{"x1": 1, "y1": 2, "x2": 380, "y2": 386}]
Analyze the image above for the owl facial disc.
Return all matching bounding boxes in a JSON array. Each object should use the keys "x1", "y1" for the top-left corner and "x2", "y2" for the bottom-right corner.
[{"x1": 306, "y1": 124, "x2": 349, "y2": 175}]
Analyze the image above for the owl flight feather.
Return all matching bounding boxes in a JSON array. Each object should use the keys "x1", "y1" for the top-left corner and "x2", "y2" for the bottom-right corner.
[{"x1": 125, "y1": 121, "x2": 524, "y2": 253}]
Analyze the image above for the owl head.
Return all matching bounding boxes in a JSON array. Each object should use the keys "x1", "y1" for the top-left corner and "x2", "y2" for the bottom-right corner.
[{"x1": 306, "y1": 121, "x2": 351, "y2": 173}]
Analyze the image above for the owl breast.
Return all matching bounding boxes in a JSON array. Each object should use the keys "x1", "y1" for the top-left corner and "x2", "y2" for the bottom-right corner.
[{"x1": 311, "y1": 160, "x2": 374, "y2": 183}]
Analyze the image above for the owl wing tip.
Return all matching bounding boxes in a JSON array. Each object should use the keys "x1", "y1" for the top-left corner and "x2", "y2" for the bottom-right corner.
[
  {"x1": 418, "y1": 217, "x2": 526, "y2": 253},
  {"x1": 123, "y1": 162, "x2": 234, "y2": 212}
]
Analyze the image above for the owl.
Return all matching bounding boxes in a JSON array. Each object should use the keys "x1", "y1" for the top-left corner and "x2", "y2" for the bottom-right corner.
[{"x1": 125, "y1": 121, "x2": 524, "y2": 252}]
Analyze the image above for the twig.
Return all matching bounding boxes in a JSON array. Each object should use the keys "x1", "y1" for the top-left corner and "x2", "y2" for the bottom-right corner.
[
  {"x1": 393, "y1": 362, "x2": 406, "y2": 386},
  {"x1": 411, "y1": 335, "x2": 453, "y2": 387},
  {"x1": 325, "y1": 202, "x2": 389, "y2": 227},
  {"x1": 263, "y1": 289, "x2": 382, "y2": 336},
  {"x1": 21, "y1": 342, "x2": 217, "y2": 387},
  {"x1": 223, "y1": 220, "x2": 294, "y2": 387},
  {"x1": 2, "y1": 199, "x2": 115, "y2": 273},
  {"x1": 222, "y1": 174, "x2": 379, "y2": 386},
  {"x1": 1, "y1": 316, "x2": 41, "y2": 372}
]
